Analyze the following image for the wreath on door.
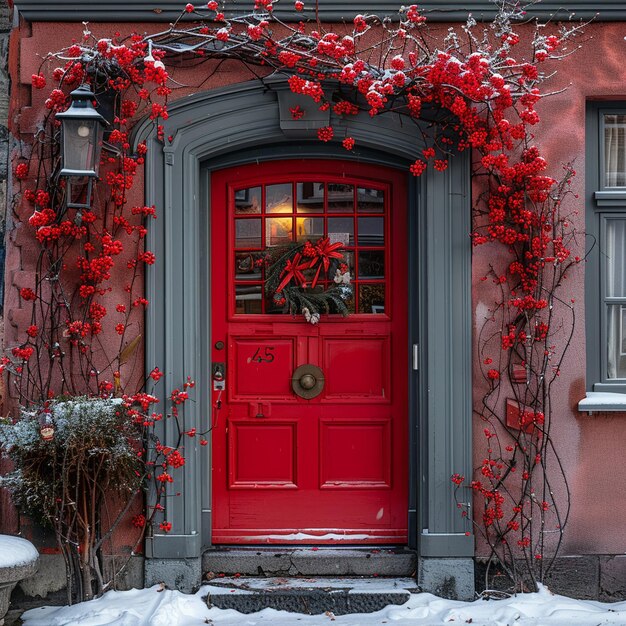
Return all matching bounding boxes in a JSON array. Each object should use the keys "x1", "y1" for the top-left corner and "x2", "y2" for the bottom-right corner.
[{"x1": 263, "y1": 237, "x2": 353, "y2": 323}]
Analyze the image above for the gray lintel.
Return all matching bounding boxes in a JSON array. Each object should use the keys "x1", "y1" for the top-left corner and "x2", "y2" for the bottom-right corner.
[{"x1": 13, "y1": 0, "x2": 626, "y2": 22}]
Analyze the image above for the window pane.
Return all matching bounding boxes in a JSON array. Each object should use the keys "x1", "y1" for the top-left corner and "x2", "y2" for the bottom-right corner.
[
  {"x1": 297, "y1": 182, "x2": 324, "y2": 213},
  {"x1": 266, "y1": 183, "x2": 293, "y2": 213},
  {"x1": 235, "y1": 284, "x2": 263, "y2": 314},
  {"x1": 329, "y1": 250, "x2": 354, "y2": 278},
  {"x1": 266, "y1": 291, "x2": 287, "y2": 314},
  {"x1": 328, "y1": 217, "x2": 354, "y2": 246},
  {"x1": 235, "y1": 253, "x2": 263, "y2": 280},
  {"x1": 604, "y1": 114, "x2": 626, "y2": 187},
  {"x1": 358, "y1": 250, "x2": 385, "y2": 279},
  {"x1": 343, "y1": 286, "x2": 356, "y2": 314},
  {"x1": 606, "y1": 219, "x2": 626, "y2": 296},
  {"x1": 232, "y1": 175, "x2": 388, "y2": 317},
  {"x1": 266, "y1": 217, "x2": 293, "y2": 247},
  {"x1": 235, "y1": 219, "x2": 261, "y2": 248},
  {"x1": 328, "y1": 184, "x2": 354, "y2": 212},
  {"x1": 357, "y1": 217, "x2": 384, "y2": 246},
  {"x1": 296, "y1": 217, "x2": 324, "y2": 242},
  {"x1": 357, "y1": 187, "x2": 384, "y2": 213},
  {"x1": 235, "y1": 186, "x2": 261, "y2": 214},
  {"x1": 358, "y1": 284, "x2": 385, "y2": 314},
  {"x1": 607, "y1": 305, "x2": 626, "y2": 378}
]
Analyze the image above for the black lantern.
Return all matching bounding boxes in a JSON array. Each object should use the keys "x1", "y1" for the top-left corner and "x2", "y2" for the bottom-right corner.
[{"x1": 57, "y1": 85, "x2": 106, "y2": 209}]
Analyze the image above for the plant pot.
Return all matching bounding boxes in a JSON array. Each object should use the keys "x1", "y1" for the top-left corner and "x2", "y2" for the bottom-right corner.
[{"x1": 0, "y1": 536, "x2": 39, "y2": 625}]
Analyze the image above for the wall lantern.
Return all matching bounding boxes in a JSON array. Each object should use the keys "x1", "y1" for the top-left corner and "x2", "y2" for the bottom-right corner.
[{"x1": 56, "y1": 85, "x2": 106, "y2": 209}]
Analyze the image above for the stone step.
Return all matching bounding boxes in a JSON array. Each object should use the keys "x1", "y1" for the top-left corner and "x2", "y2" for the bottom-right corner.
[
  {"x1": 203, "y1": 576, "x2": 419, "y2": 615},
  {"x1": 202, "y1": 547, "x2": 416, "y2": 577}
]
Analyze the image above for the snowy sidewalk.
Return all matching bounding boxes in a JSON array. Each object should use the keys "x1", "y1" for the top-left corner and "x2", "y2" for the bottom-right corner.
[{"x1": 18, "y1": 583, "x2": 626, "y2": 626}]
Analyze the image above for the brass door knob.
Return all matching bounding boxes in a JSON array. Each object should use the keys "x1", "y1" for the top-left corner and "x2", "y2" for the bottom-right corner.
[
  {"x1": 292, "y1": 364, "x2": 325, "y2": 399},
  {"x1": 299, "y1": 373, "x2": 316, "y2": 390}
]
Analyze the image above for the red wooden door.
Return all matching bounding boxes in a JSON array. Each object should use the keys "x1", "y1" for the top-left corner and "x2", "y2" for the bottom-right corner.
[{"x1": 211, "y1": 160, "x2": 408, "y2": 544}]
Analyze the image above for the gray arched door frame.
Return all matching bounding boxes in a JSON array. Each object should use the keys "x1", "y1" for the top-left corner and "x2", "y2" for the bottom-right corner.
[{"x1": 135, "y1": 79, "x2": 473, "y2": 590}]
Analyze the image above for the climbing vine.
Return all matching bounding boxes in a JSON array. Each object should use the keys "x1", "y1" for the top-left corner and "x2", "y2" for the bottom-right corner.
[{"x1": 2, "y1": 0, "x2": 586, "y2": 598}]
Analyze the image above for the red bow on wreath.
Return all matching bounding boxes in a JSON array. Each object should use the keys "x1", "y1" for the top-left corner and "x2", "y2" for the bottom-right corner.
[
  {"x1": 308, "y1": 237, "x2": 344, "y2": 288},
  {"x1": 277, "y1": 252, "x2": 310, "y2": 292}
]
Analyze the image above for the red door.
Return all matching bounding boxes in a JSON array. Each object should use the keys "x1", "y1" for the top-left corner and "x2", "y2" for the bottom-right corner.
[{"x1": 211, "y1": 160, "x2": 408, "y2": 544}]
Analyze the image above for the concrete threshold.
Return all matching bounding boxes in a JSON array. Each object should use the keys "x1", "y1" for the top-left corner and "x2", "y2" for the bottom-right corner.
[
  {"x1": 202, "y1": 546, "x2": 417, "y2": 577},
  {"x1": 203, "y1": 576, "x2": 419, "y2": 615}
]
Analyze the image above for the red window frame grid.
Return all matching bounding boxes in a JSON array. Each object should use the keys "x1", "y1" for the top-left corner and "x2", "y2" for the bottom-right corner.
[{"x1": 229, "y1": 174, "x2": 391, "y2": 322}]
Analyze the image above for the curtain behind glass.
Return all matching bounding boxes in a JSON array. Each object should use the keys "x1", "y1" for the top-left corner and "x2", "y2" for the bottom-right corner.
[
  {"x1": 604, "y1": 114, "x2": 626, "y2": 187},
  {"x1": 606, "y1": 219, "x2": 626, "y2": 378}
]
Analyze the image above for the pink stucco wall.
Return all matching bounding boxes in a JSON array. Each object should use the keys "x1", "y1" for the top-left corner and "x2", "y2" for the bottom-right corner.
[
  {"x1": 471, "y1": 22, "x2": 626, "y2": 555},
  {"x1": 538, "y1": 22, "x2": 626, "y2": 555},
  {"x1": 7, "y1": 18, "x2": 626, "y2": 555}
]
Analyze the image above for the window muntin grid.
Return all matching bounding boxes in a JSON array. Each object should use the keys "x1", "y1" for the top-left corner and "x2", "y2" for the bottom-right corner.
[{"x1": 232, "y1": 182, "x2": 387, "y2": 316}]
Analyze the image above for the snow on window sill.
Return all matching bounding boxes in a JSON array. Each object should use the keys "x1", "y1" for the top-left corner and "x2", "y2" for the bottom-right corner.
[{"x1": 578, "y1": 391, "x2": 626, "y2": 414}]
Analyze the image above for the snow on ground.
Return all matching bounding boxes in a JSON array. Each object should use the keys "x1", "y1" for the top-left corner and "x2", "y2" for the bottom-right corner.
[
  {"x1": 0, "y1": 535, "x2": 39, "y2": 568},
  {"x1": 20, "y1": 583, "x2": 626, "y2": 626}
]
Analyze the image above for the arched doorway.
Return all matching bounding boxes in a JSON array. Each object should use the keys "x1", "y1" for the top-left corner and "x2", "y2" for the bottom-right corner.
[{"x1": 136, "y1": 79, "x2": 473, "y2": 593}]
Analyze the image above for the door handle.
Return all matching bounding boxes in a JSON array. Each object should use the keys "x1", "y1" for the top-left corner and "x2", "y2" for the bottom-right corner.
[
  {"x1": 212, "y1": 362, "x2": 226, "y2": 391},
  {"x1": 291, "y1": 364, "x2": 325, "y2": 399}
]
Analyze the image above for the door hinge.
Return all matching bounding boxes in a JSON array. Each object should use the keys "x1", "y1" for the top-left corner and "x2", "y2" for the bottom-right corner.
[{"x1": 412, "y1": 343, "x2": 419, "y2": 371}]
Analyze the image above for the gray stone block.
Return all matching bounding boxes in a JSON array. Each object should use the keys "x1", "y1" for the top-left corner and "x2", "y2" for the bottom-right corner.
[
  {"x1": 0, "y1": 536, "x2": 39, "y2": 625},
  {"x1": 600, "y1": 555, "x2": 626, "y2": 601},
  {"x1": 0, "y1": 180, "x2": 7, "y2": 235},
  {"x1": 102, "y1": 555, "x2": 144, "y2": 591},
  {"x1": 0, "y1": 34, "x2": 9, "y2": 129},
  {"x1": 207, "y1": 588, "x2": 411, "y2": 615},
  {"x1": 202, "y1": 548, "x2": 416, "y2": 577},
  {"x1": 291, "y1": 549, "x2": 416, "y2": 577},
  {"x1": 475, "y1": 556, "x2": 605, "y2": 599},
  {"x1": 203, "y1": 549, "x2": 293, "y2": 576},
  {"x1": 0, "y1": 127, "x2": 7, "y2": 184},
  {"x1": 419, "y1": 557, "x2": 475, "y2": 600},
  {"x1": 18, "y1": 553, "x2": 144, "y2": 602},
  {"x1": 18, "y1": 554, "x2": 64, "y2": 598},
  {"x1": 3, "y1": 608, "x2": 25, "y2": 626},
  {"x1": 204, "y1": 577, "x2": 417, "y2": 615},
  {"x1": 543, "y1": 556, "x2": 599, "y2": 600},
  {"x1": 0, "y1": 6, "x2": 10, "y2": 33},
  {"x1": 144, "y1": 556, "x2": 201, "y2": 593}
]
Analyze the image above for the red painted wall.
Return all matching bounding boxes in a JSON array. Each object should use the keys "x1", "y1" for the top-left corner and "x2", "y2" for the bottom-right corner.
[{"x1": 6, "y1": 18, "x2": 626, "y2": 556}]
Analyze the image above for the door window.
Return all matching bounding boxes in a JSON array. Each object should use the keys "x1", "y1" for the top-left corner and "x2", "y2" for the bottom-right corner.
[{"x1": 232, "y1": 181, "x2": 388, "y2": 315}]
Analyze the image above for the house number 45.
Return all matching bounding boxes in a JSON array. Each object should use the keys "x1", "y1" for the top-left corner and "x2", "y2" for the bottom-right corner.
[{"x1": 250, "y1": 346, "x2": 275, "y2": 364}]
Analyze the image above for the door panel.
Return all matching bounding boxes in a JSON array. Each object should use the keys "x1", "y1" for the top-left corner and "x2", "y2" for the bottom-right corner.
[
  {"x1": 319, "y1": 418, "x2": 391, "y2": 488},
  {"x1": 228, "y1": 421, "x2": 298, "y2": 489},
  {"x1": 231, "y1": 337, "x2": 296, "y2": 398},
  {"x1": 211, "y1": 160, "x2": 408, "y2": 544},
  {"x1": 322, "y1": 335, "x2": 389, "y2": 399}
]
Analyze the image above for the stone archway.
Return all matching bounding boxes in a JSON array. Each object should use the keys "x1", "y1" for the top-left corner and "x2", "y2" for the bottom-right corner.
[{"x1": 135, "y1": 79, "x2": 473, "y2": 596}]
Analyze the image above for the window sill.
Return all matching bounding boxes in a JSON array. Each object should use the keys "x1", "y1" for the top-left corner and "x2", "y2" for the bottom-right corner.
[
  {"x1": 578, "y1": 391, "x2": 626, "y2": 414},
  {"x1": 595, "y1": 191, "x2": 626, "y2": 207}
]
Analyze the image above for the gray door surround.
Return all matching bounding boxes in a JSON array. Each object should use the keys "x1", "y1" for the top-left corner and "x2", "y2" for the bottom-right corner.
[{"x1": 133, "y1": 78, "x2": 473, "y2": 596}]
